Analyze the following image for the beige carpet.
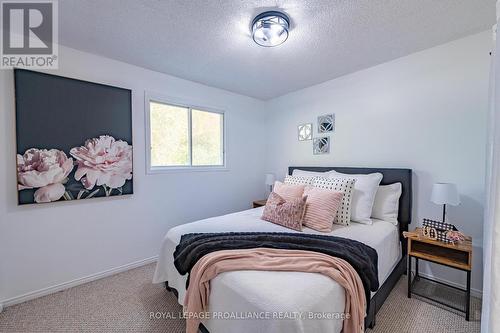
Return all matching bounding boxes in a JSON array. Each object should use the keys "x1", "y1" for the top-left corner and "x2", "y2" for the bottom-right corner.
[{"x1": 0, "y1": 263, "x2": 481, "y2": 333}]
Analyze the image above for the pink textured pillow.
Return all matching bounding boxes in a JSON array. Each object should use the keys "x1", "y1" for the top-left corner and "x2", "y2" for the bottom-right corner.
[
  {"x1": 261, "y1": 192, "x2": 307, "y2": 231},
  {"x1": 273, "y1": 181, "x2": 305, "y2": 201},
  {"x1": 302, "y1": 187, "x2": 344, "y2": 232}
]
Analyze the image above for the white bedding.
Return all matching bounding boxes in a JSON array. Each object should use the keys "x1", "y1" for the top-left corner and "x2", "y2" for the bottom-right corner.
[{"x1": 153, "y1": 207, "x2": 401, "y2": 333}]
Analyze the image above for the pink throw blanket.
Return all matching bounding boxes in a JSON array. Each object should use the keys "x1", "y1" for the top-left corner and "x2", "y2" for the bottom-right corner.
[{"x1": 183, "y1": 248, "x2": 366, "y2": 333}]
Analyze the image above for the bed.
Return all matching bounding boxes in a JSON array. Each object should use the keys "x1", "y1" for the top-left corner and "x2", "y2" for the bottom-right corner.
[{"x1": 153, "y1": 167, "x2": 412, "y2": 332}]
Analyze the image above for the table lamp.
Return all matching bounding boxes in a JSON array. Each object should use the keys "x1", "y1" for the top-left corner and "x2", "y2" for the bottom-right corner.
[
  {"x1": 431, "y1": 183, "x2": 460, "y2": 223},
  {"x1": 265, "y1": 173, "x2": 275, "y2": 193}
]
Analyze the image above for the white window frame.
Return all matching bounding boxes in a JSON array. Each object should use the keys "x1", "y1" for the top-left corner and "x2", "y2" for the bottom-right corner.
[{"x1": 145, "y1": 92, "x2": 227, "y2": 174}]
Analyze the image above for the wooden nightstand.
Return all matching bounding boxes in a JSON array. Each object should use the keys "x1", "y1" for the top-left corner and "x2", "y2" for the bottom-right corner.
[
  {"x1": 252, "y1": 199, "x2": 267, "y2": 208},
  {"x1": 405, "y1": 228, "x2": 472, "y2": 320}
]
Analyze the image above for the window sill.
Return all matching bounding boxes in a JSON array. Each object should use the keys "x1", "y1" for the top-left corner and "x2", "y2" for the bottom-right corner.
[{"x1": 147, "y1": 166, "x2": 229, "y2": 174}]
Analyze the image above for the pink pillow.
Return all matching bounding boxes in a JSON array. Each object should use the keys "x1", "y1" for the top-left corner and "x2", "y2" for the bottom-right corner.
[
  {"x1": 273, "y1": 181, "x2": 305, "y2": 201},
  {"x1": 261, "y1": 192, "x2": 306, "y2": 231},
  {"x1": 302, "y1": 187, "x2": 344, "y2": 232}
]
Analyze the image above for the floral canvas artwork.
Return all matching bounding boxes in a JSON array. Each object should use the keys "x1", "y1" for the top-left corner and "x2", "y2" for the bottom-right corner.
[{"x1": 14, "y1": 69, "x2": 133, "y2": 205}]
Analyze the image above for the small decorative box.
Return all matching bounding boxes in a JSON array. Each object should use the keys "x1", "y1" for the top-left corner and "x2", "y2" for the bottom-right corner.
[{"x1": 422, "y1": 218, "x2": 458, "y2": 243}]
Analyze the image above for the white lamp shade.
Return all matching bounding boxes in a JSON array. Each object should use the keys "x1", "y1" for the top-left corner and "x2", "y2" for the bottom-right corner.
[
  {"x1": 431, "y1": 183, "x2": 460, "y2": 206},
  {"x1": 265, "y1": 173, "x2": 276, "y2": 185}
]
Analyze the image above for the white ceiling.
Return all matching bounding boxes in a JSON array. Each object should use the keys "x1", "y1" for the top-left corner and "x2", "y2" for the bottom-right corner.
[{"x1": 59, "y1": 0, "x2": 495, "y2": 100}]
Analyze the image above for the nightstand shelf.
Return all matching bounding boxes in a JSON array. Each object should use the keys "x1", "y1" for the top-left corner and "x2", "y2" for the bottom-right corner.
[
  {"x1": 405, "y1": 228, "x2": 472, "y2": 321},
  {"x1": 410, "y1": 275, "x2": 468, "y2": 314}
]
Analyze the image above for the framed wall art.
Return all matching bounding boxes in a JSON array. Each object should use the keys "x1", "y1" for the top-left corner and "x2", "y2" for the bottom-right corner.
[
  {"x1": 318, "y1": 114, "x2": 335, "y2": 133},
  {"x1": 14, "y1": 69, "x2": 133, "y2": 205},
  {"x1": 298, "y1": 123, "x2": 312, "y2": 141},
  {"x1": 313, "y1": 137, "x2": 330, "y2": 154}
]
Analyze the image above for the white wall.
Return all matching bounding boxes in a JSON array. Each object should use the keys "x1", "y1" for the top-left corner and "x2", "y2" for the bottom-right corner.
[
  {"x1": 264, "y1": 32, "x2": 491, "y2": 294},
  {"x1": 0, "y1": 31, "x2": 491, "y2": 306},
  {"x1": 0, "y1": 46, "x2": 267, "y2": 304}
]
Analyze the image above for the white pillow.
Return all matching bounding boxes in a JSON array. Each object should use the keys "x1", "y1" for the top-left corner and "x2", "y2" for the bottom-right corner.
[
  {"x1": 312, "y1": 177, "x2": 356, "y2": 226},
  {"x1": 371, "y1": 183, "x2": 402, "y2": 225},
  {"x1": 329, "y1": 171, "x2": 383, "y2": 225},
  {"x1": 284, "y1": 175, "x2": 314, "y2": 185},
  {"x1": 292, "y1": 169, "x2": 335, "y2": 178}
]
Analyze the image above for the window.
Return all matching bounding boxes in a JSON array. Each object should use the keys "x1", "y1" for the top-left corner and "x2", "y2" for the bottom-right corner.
[{"x1": 147, "y1": 97, "x2": 225, "y2": 172}]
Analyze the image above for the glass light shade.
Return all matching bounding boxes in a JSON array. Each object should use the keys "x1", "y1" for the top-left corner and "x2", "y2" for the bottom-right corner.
[
  {"x1": 252, "y1": 11, "x2": 289, "y2": 47},
  {"x1": 431, "y1": 183, "x2": 460, "y2": 206}
]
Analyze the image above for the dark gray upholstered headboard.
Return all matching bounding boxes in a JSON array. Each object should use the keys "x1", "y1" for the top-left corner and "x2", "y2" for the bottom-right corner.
[{"x1": 288, "y1": 167, "x2": 412, "y2": 255}]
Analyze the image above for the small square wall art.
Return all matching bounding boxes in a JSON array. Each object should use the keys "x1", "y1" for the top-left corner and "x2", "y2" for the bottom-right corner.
[
  {"x1": 298, "y1": 123, "x2": 312, "y2": 141},
  {"x1": 313, "y1": 137, "x2": 330, "y2": 155},
  {"x1": 318, "y1": 114, "x2": 335, "y2": 133}
]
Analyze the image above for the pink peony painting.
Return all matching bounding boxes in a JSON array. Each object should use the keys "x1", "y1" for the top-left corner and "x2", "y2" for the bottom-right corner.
[
  {"x1": 17, "y1": 149, "x2": 74, "y2": 203},
  {"x1": 16, "y1": 136, "x2": 133, "y2": 203},
  {"x1": 14, "y1": 69, "x2": 133, "y2": 205},
  {"x1": 70, "y1": 135, "x2": 133, "y2": 196}
]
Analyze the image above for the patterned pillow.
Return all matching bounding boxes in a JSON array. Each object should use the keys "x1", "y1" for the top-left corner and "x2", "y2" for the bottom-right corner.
[
  {"x1": 284, "y1": 175, "x2": 315, "y2": 186},
  {"x1": 261, "y1": 192, "x2": 307, "y2": 231},
  {"x1": 302, "y1": 187, "x2": 344, "y2": 232},
  {"x1": 273, "y1": 181, "x2": 305, "y2": 201},
  {"x1": 313, "y1": 177, "x2": 356, "y2": 226},
  {"x1": 329, "y1": 171, "x2": 383, "y2": 225}
]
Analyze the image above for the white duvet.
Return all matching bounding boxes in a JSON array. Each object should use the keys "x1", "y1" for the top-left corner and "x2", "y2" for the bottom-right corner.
[{"x1": 153, "y1": 207, "x2": 401, "y2": 333}]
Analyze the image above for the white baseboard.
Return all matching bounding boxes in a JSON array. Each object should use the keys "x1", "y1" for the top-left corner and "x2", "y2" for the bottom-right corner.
[
  {"x1": 2, "y1": 256, "x2": 481, "y2": 310},
  {"x1": 1, "y1": 256, "x2": 158, "y2": 309},
  {"x1": 415, "y1": 271, "x2": 483, "y2": 299}
]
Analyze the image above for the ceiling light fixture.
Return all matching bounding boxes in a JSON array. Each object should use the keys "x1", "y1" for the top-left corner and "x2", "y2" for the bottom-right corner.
[{"x1": 251, "y1": 11, "x2": 290, "y2": 47}]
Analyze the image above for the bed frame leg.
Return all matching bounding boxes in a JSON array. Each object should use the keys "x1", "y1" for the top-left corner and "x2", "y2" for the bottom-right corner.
[
  {"x1": 164, "y1": 282, "x2": 180, "y2": 299},
  {"x1": 368, "y1": 313, "x2": 376, "y2": 329}
]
